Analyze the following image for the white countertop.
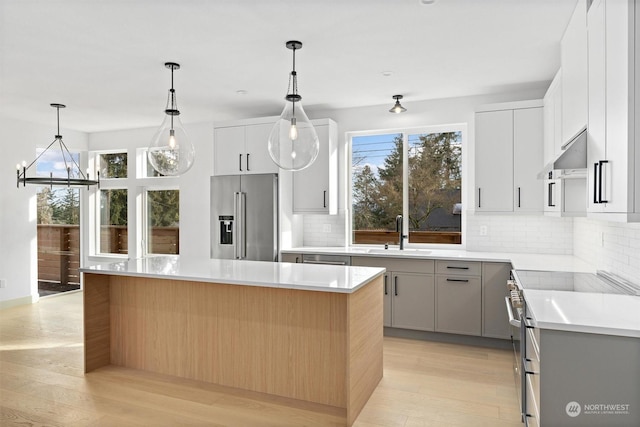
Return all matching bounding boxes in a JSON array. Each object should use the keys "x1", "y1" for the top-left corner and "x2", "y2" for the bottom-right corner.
[
  {"x1": 523, "y1": 289, "x2": 640, "y2": 338},
  {"x1": 281, "y1": 247, "x2": 595, "y2": 272},
  {"x1": 80, "y1": 256, "x2": 385, "y2": 294}
]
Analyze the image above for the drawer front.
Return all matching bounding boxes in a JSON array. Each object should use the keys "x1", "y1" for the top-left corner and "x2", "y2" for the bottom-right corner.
[
  {"x1": 525, "y1": 325, "x2": 540, "y2": 362},
  {"x1": 525, "y1": 375, "x2": 540, "y2": 427},
  {"x1": 352, "y1": 257, "x2": 434, "y2": 274},
  {"x1": 435, "y1": 260, "x2": 481, "y2": 276}
]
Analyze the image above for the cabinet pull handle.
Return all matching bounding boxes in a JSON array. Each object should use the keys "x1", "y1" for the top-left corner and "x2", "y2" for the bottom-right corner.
[
  {"x1": 323, "y1": 190, "x2": 327, "y2": 208},
  {"x1": 246, "y1": 153, "x2": 250, "y2": 171},
  {"x1": 394, "y1": 276, "x2": 398, "y2": 296},
  {"x1": 593, "y1": 162, "x2": 599, "y2": 204},
  {"x1": 517, "y1": 187, "x2": 521, "y2": 208},
  {"x1": 295, "y1": 256, "x2": 299, "y2": 263},
  {"x1": 446, "y1": 278, "x2": 469, "y2": 283},
  {"x1": 384, "y1": 275, "x2": 388, "y2": 295},
  {"x1": 598, "y1": 160, "x2": 608, "y2": 203},
  {"x1": 239, "y1": 154, "x2": 243, "y2": 172},
  {"x1": 478, "y1": 188, "x2": 481, "y2": 208},
  {"x1": 548, "y1": 182, "x2": 555, "y2": 207},
  {"x1": 446, "y1": 266, "x2": 469, "y2": 270}
]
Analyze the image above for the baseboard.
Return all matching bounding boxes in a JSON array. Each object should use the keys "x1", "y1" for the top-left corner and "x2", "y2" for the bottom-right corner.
[
  {"x1": 384, "y1": 327, "x2": 513, "y2": 350},
  {"x1": 0, "y1": 294, "x2": 38, "y2": 310}
]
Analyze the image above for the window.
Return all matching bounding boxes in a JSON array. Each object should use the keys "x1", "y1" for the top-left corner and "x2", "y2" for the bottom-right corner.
[
  {"x1": 145, "y1": 189, "x2": 179, "y2": 254},
  {"x1": 99, "y1": 152, "x2": 127, "y2": 178},
  {"x1": 351, "y1": 127, "x2": 463, "y2": 246},
  {"x1": 96, "y1": 151, "x2": 128, "y2": 255},
  {"x1": 99, "y1": 189, "x2": 128, "y2": 254}
]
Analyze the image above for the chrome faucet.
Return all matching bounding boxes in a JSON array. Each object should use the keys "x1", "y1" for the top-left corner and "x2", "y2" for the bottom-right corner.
[{"x1": 395, "y1": 215, "x2": 407, "y2": 250}]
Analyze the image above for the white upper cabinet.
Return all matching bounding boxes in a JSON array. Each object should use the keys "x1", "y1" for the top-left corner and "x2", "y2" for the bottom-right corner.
[
  {"x1": 475, "y1": 101, "x2": 543, "y2": 214},
  {"x1": 214, "y1": 119, "x2": 279, "y2": 176},
  {"x1": 561, "y1": 0, "x2": 588, "y2": 145},
  {"x1": 543, "y1": 69, "x2": 563, "y2": 163},
  {"x1": 475, "y1": 109, "x2": 514, "y2": 212},
  {"x1": 292, "y1": 119, "x2": 338, "y2": 214},
  {"x1": 586, "y1": 0, "x2": 640, "y2": 221},
  {"x1": 514, "y1": 107, "x2": 544, "y2": 213}
]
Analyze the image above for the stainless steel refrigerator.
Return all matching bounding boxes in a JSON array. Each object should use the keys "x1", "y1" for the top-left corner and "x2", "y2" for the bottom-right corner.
[{"x1": 210, "y1": 173, "x2": 278, "y2": 261}]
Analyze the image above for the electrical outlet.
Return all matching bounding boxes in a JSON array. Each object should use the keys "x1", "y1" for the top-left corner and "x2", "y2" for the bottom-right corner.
[
  {"x1": 323, "y1": 224, "x2": 331, "y2": 233},
  {"x1": 480, "y1": 225, "x2": 488, "y2": 236},
  {"x1": 0, "y1": 279, "x2": 6, "y2": 288}
]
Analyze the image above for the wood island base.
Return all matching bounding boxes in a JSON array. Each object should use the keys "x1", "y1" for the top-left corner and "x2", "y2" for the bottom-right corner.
[{"x1": 83, "y1": 273, "x2": 383, "y2": 426}]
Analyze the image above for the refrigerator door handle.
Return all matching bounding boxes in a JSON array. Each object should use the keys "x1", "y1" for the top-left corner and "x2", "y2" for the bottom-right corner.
[
  {"x1": 233, "y1": 192, "x2": 241, "y2": 259},
  {"x1": 238, "y1": 191, "x2": 247, "y2": 259}
]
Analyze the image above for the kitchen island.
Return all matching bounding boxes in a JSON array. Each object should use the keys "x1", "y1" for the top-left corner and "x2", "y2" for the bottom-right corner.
[{"x1": 81, "y1": 256, "x2": 385, "y2": 426}]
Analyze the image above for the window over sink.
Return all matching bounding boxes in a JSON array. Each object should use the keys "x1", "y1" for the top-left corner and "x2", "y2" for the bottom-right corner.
[{"x1": 350, "y1": 125, "x2": 463, "y2": 246}]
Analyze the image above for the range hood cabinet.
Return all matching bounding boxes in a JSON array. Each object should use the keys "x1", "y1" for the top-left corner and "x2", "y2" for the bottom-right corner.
[{"x1": 538, "y1": 127, "x2": 587, "y2": 179}]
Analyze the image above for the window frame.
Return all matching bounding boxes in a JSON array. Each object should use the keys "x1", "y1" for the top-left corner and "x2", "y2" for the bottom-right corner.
[{"x1": 347, "y1": 123, "x2": 466, "y2": 249}]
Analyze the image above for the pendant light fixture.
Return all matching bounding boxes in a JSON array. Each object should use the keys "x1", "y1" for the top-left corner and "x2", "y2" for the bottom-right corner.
[
  {"x1": 148, "y1": 62, "x2": 195, "y2": 176},
  {"x1": 389, "y1": 95, "x2": 407, "y2": 113},
  {"x1": 16, "y1": 103, "x2": 99, "y2": 188},
  {"x1": 268, "y1": 40, "x2": 319, "y2": 171}
]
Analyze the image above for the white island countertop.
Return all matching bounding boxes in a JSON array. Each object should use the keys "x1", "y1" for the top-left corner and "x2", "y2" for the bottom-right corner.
[{"x1": 80, "y1": 256, "x2": 385, "y2": 294}]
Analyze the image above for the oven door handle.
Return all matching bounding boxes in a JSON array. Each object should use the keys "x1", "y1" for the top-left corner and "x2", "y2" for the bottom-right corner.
[{"x1": 505, "y1": 296, "x2": 521, "y2": 328}]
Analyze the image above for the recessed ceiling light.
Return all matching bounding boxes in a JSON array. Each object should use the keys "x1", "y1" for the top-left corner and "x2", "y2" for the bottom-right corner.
[
  {"x1": 236, "y1": 90, "x2": 248, "y2": 95},
  {"x1": 382, "y1": 71, "x2": 393, "y2": 77}
]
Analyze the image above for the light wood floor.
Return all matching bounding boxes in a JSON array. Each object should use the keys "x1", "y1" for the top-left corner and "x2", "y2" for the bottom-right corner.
[{"x1": 0, "y1": 292, "x2": 522, "y2": 427}]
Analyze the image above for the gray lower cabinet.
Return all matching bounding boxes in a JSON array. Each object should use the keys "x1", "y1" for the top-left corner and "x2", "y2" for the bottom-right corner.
[
  {"x1": 435, "y1": 274, "x2": 481, "y2": 335},
  {"x1": 481, "y1": 262, "x2": 512, "y2": 339},
  {"x1": 280, "y1": 253, "x2": 302, "y2": 263},
  {"x1": 434, "y1": 260, "x2": 482, "y2": 336},
  {"x1": 352, "y1": 256, "x2": 435, "y2": 331},
  {"x1": 524, "y1": 317, "x2": 640, "y2": 427},
  {"x1": 391, "y1": 272, "x2": 435, "y2": 331}
]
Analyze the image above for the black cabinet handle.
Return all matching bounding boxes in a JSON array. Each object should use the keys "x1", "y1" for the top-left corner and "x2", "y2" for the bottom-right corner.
[
  {"x1": 517, "y1": 187, "x2": 521, "y2": 208},
  {"x1": 323, "y1": 190, "x2": 327, "y2": 208},
  {"x1": 384, "y1": 276, "x2": 388, "y2": 295},
  {"x1": 548, "y1": 182, "x2": 556, "y2": 207},
  {"x1": 239, "y1": 154, "x2": 243, "y2": 172},
  {"x1": 446, "y1": 266, "x2": 469, "y2": 270},
  {"x1": 295, "y1": 256, "x2": 299, "y2": 263},
  {"x1": 478, "y1": 188, "x2": 481, "y2": 208},
  {"x1": 593, "y1": 162, "x2": 599, "y2": 204},
  {"x1": 246, "y1": 153, "x2": 250, "y2": 171},
  {"x1": 394, "y1": 276, "x2": 398, "y2": 296},
  {"x1": 598, "y1": 160, "x2": 608, "y2": 203},
  {"x1": 446, "y1": 278, "x2": 469, "y2": 283}
]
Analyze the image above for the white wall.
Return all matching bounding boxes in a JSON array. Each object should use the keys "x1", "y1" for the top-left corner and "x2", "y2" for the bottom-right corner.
[{"x1": 0, "y1": 116, "x2": 88, "y2": 307}]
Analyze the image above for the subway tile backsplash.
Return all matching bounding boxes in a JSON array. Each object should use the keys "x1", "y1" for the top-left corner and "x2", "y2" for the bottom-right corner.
[
  {"x1": 573, "y1": 218, "x2": 640, "y2": 284},
  {"x1": 302, "y1": 213, "x2": 640, "y2": 285},
  {"x1": 465, "y1": 214, "x2": 573, "y2": 254},
  {"x1": 303, "y1": 213, "x2": 347, "y2": 247}
]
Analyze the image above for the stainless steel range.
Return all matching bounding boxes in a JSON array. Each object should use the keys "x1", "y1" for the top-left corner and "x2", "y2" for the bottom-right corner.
[{"x1": 506, "y1": 270, "x2": 640, "y2": 427}]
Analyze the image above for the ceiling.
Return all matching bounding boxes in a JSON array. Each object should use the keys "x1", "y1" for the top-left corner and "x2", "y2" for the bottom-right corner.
[{"x1": 0, "y1": 0, "x2": 578, "y2": 133}]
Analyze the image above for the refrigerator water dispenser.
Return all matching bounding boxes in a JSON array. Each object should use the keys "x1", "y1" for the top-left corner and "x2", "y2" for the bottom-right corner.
[{"x1": 219, "y1": 215, "x2": 233, "y2": 245}]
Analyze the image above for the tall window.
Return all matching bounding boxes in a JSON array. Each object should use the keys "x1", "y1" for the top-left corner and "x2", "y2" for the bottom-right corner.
[
  {"x1": 145, "y1": 189, "x2": 179, "y2": 254},
  {"x1": 97, "y1": 152, "x2": 128, "y2": 255},
  {"x1": 351, "y1": 127, "x2": 463, "y2": 246},
  {"x1": 36, "y1": 149, "x2": 81, "y2": 295}
]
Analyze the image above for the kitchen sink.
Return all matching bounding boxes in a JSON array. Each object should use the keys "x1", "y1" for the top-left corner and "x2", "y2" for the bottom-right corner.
[{"x1": 366, "y1": 248, "x2": 431, "y2": 255}]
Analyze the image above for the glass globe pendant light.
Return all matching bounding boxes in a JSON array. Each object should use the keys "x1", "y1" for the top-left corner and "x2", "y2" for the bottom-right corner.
[
  {"x1": 148, "y1": 62, "x2": 195, "y2": 176},
  {"x1": 268, "y1": 41, "x2": 319, "y2": 171}
]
